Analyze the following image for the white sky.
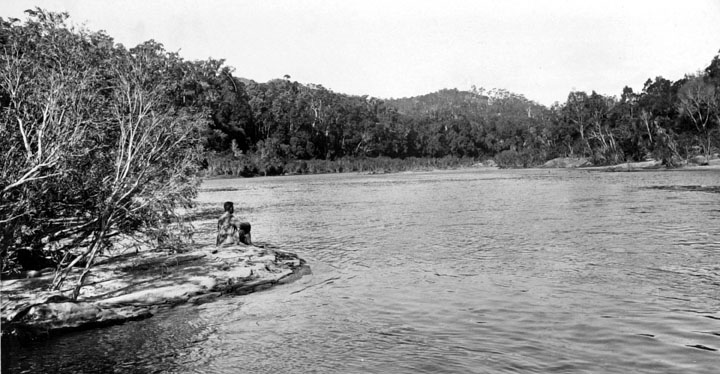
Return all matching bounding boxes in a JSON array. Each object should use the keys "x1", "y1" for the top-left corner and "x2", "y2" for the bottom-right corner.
[{"x1": 2, "y1": 0, "x2": 720, "y2": 105}]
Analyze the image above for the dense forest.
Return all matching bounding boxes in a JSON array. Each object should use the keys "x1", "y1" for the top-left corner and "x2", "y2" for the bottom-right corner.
[
  {"x1": 221, "y1": 68, "x2": 720, "y2": 173},
  {"x1": 1, "y1": 10, "x2": 719, "y2": 280}
]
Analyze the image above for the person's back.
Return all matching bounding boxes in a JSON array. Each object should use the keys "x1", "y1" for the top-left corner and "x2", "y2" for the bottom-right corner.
[
  {"x1": 216, "y1": 202, "x2": 238, "y2": 246},
  {"x1": 216, "y1": 201, "x2": 254, "y2": 246}
]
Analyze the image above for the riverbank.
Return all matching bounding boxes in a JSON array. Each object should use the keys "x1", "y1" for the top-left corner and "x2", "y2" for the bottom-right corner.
[
  {"x1": 205, "y1": 154, "x2": 720, "y2": 179},
  {"x1": 542, "y1": 156, "x2": 720, "y2": 171},
  {"x1": 203, "y1": 154, "x2": 480, "y2": 178},
  {"x1": 1, "y1": 243, "x2": 309, "y2": 340}
]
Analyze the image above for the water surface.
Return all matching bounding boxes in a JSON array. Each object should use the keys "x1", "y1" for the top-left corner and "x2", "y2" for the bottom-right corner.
[{"x1": 5, "y1": 169, "x2": 720, "y2": 373}]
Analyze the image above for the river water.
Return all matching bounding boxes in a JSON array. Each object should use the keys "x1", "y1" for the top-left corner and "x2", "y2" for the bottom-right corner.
[{"x1": 4, "y1": 168, "x2": 720, "y2": 373}]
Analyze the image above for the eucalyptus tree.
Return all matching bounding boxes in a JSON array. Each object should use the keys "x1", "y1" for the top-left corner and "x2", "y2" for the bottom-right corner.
[
  {"x1": 1, "y1": 10, "x2": 208, "y2": 298},
  {"x1": 677, "y1": 74, "x2": 719, "y2": 159},
  {"x1": 585, "y1": 92, "x2": 622, "y2": 164},
  {"x1": 561, "y1": 91, "x2": 592, "y2": 156},
  {"x1": 1, "y1": 10, "x2": 116, "y2": 274}
]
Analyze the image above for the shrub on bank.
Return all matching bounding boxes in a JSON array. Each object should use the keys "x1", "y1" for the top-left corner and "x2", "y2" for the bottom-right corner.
[
  {"x1": 202, "y1": 154, "x2": 478, "y2": 177},
  {"x1": 495, "y1": 150, "x2": 532, "y2": 168},
  {"x1": 0, "y1": 11, "x2": 206, "y2": 297}
]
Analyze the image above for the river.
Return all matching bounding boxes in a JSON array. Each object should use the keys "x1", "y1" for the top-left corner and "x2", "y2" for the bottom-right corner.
[{"x1": 4, "y1": 168, "x2": 720, "y2": 373}]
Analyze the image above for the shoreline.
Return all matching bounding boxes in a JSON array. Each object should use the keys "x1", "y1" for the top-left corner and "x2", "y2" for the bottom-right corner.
[
  {"x1": 1, "y1": 244, "x2": 310, "y2": 340},
  {"x1": 203, "y1": 158, "x2": 720, "y2": 180},
  {"x1": 579, "y1": 159, "x2": 720, "y2": 172}
]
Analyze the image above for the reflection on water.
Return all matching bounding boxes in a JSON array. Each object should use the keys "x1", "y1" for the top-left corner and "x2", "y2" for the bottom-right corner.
[{"x1": 4, "y1": 169, "x2": 720, "y2": 373}]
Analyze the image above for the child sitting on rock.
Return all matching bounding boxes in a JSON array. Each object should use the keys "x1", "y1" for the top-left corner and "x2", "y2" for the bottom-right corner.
[{"x1": 216, "y1": 201, "x2": 253, "y2": 246}]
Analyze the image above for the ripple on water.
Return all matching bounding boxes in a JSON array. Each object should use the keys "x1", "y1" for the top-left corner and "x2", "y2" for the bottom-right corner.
[{"x1": 5, "y1": 169, "x2": 720, "y2": 374}]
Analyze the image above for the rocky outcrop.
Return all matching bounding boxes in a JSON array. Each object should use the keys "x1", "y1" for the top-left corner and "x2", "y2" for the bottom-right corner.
[
  {"x1": 473, "y1": 160, "x2": 498, "y2": 168},
  {"x1": 688, "y1": 155, "x2": 720, "y2": 166},
  {"x1": 1, "y1": 245, "x2": 309, "y2": 339},
  {"x1": 542, "y1": 157, "x2": 592, "y2": 168},
  {"x1": 604, "y1": 160, "x2": 663, "y2": 171},
  {"x1": 542, "y1": 158, "x2": 677, "y2": 171}
]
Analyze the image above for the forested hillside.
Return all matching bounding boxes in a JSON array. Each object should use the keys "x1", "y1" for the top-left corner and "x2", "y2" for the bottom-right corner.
[{"x1": 222, "y1": 71, "x2": 720, "y2": 173}]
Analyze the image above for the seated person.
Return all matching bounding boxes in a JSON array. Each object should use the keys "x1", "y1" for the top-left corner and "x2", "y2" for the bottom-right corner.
[{"x1": 216, "y1": 201, "x2": 253, "y2": 246}]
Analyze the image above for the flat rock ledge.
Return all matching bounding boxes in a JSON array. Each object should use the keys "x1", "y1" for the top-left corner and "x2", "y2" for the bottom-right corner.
[
  {"x1": 542, "y1": 156, "x2": 720, "y2": 171},
  {"x1": 1, "y1": 245, "x2": 310, "y2": 340},
  {"x1": 542, "y1": 157, "x2": 592, "y2": 168},
  {"x1": 602, "y1": 160, "x2": 663, "y2": 171}
]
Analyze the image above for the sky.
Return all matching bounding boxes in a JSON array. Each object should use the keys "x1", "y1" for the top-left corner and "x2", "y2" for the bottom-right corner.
[{"x1": 2, "y1": 0, "x2": 720, "y2": 106}]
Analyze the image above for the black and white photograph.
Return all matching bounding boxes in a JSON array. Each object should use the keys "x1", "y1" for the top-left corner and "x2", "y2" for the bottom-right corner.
[{"x1": 1, "y1": 1, "x2": 720, "y2": 373}]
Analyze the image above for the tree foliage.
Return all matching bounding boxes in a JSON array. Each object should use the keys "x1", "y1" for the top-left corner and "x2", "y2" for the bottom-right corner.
[
  {"x1": 0, "y1": 10, "x2": 208, "y2": 297},
  {"x1": 205, "y1": 59, "x2": 720, "y2": 172}
]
